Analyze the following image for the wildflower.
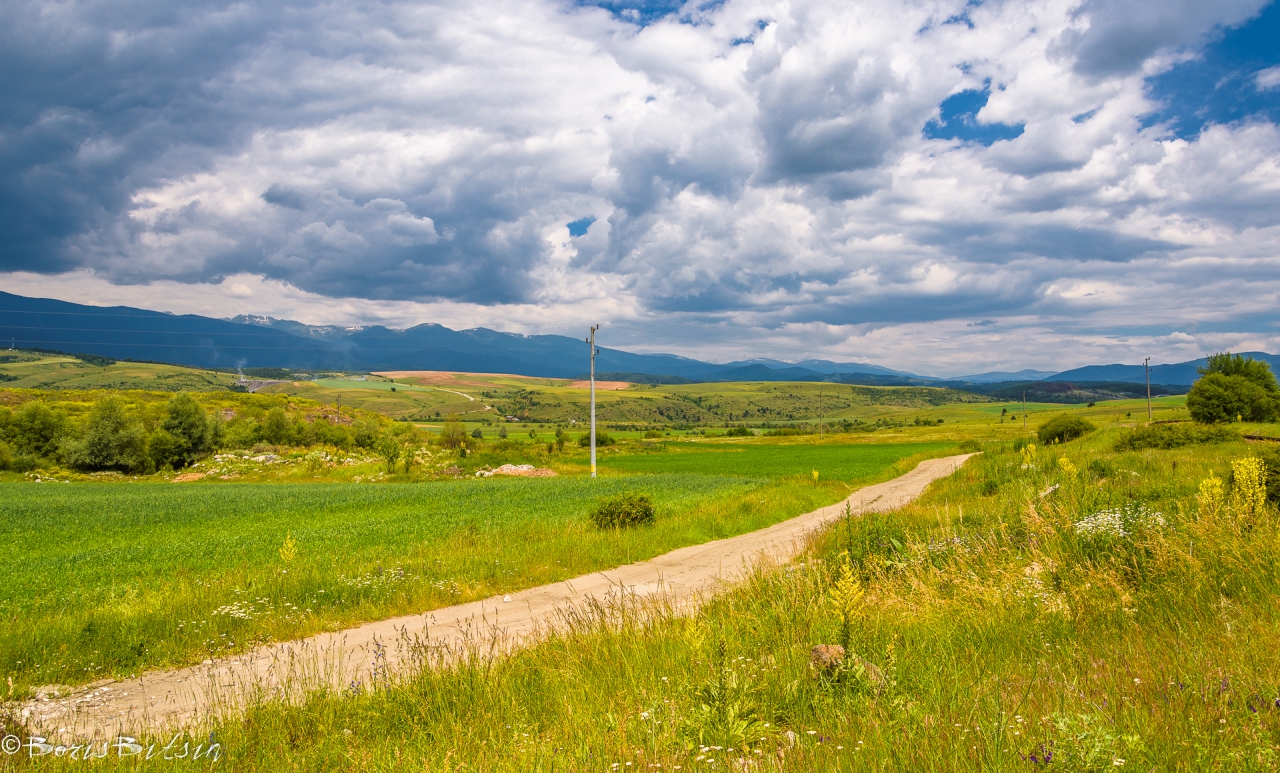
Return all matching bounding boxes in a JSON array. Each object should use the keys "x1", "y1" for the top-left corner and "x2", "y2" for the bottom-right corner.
[
  {"x1": 1020, "y1": 443, "x2": 1037, "y2": 468},
  {"x1": 1058, "y1": 457, "x2": 1077, "y2": 477},
  {"x1": 827, "y1": 559, "x2": 863, "y2": 649},
  {"x1": 1198, "y1": 472, "x2": 1225, "y2": 518},
  {"x1": 1230, "y1": 456, "x2": 1267, "y2": 520},
  {"x1": 279, "y1": 532, "x2": 298, "y2": 564},
  {"x1": 1113, "y1": 759, "x2": 1125, "y2": 767}
]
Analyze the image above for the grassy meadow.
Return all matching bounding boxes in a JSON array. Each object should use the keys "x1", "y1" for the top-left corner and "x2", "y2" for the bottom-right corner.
[
  {"x1": 0, "y1": 476, "x2": 763, "y2": 692},
  {"x1": 147, "y1": 420, "x2": 1276, "y2": 772}
]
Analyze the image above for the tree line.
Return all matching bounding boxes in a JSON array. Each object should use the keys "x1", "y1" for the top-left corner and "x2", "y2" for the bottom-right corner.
[{"x1": 0, "y1": 392, "x2": 411, "y2": 474}]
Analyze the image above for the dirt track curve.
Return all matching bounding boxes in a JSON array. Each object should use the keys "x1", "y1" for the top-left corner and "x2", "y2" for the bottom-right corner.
[{"x1": 21, "y1": 453, "x2": 975, "y2": 738}]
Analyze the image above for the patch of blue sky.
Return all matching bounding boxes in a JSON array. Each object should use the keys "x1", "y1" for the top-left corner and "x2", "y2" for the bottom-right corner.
[
  {"x1": 923, "y1": 83, "x2": 1024, "y2": 145},
  {"x1": 575, "y1": 0, "x2": 724, "y2": 26},
  {"x1": 1143, "y1": 1, "x2": 1280, "y2": 138},
  {"x1": 567, "y1": 216, "x2": 596, "y2": 237}
]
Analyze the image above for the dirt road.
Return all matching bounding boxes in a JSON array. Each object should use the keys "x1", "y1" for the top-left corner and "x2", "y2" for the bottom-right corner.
[{"x1": 21, "y1": 454, "x2": 974, "y2": 738}]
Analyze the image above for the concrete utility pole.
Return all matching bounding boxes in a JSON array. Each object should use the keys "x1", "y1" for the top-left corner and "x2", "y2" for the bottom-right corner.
[
  {"x1": 587, "y1": 325, "x2": 599, "y2": 479},
  {"x1": 1145, "y1": 357, "x2": 1153, "y2": 423},
  {"x1": 1022, "y1": 391, "x2": 1027, "y2": 431}
]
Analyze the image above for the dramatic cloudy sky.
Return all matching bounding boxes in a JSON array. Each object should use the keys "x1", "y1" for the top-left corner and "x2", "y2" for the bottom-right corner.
[{"x1": 3, "y1": 0, "x2": 1280, "y2": 375}]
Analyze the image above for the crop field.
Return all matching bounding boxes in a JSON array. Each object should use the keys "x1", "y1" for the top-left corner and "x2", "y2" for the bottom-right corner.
[
  {"x1": 1, "y1": 470, "x2": 879, "y2": 693},
  {"x1": 600, "y1": 440, "x2": 950, "y2": 480}
]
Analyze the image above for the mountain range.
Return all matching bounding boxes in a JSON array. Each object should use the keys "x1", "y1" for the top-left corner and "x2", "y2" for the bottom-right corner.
[{"x1": 3, "y1": 291, "x2": 1278, "y2": 389}]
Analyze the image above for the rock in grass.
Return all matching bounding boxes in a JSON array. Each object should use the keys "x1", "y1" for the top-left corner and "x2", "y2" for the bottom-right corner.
[
  {"x1": 810, "y1": 644, "x2": 845, "y2": 673},
  {"x1": 810, "y1": 644, "x2": 885, "y2": 687}
]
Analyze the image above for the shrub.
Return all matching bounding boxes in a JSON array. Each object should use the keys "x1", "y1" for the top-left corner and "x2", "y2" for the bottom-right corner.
[
  {"x1": 1113, "y1": 423, "x2": 1238, "y2": 451},
  {"x1": 578, "y1": 431, "x2": 616, "y2": 447},
  {"x1": 1087, "y1": 458, "x2": 1113, "y2": 479},
  {"x1": 1037, "y1": 414, "x2": 1095, "y2": 445},
  {"x1": 471, "y1": 428, "x2": 484, "y2": 439},
  {"x1": 957, "y1": 439, "x2": 982, "y2": 453},
  {"x1": 353, "y1": 418, "x2": 382, "y2": 449},
  {"x1": 725, "y1": 426, "x2": 751, "y2": 437},
  {"x1": 440, "y1": 416, "x2": 466, "y2": 449},
  {"x1": 590, "y1": 492, "x2": 655, "y2": 529},
  {"x1": 1187, "y1": 353, "x2": 1280, "y2": 423},
  {"x1": 1187, "y1": 373, "x2": 1278, "y2": 423},
  {"x1": 10, "y1": 402, "x2": 68, "y2": 458},
  {"x1": 0, "y1": 439, "x2": 12, "y2": 471},
  {"x1": 62, "y1": 396, "x2": 148, "y2": 472},
  {"x1": 155, "y1": 392, "x2": 212, "y2": 468},
  {"x1": 258, "y1": 408, "x2": 296, "y2": 445}
]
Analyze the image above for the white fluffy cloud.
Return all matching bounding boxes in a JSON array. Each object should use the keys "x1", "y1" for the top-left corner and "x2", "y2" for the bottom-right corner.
[{"x1": 2, "y1": 0, "x2": 1278, "y2": 373}]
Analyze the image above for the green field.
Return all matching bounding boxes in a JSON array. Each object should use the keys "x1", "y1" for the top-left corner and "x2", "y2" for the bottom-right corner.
[
  {"x1": 1, "y1": 468, "x2": 882, "y2": 692},
  {"x1": 601, "y1": 440, "x2": 949, "y2": 480}
]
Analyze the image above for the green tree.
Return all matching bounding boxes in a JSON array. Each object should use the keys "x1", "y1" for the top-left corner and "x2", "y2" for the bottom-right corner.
[
  {"x1": 1187, "y1": 353, "x2": 1280, "y2": 423},
  {"x1": 63, "y1": 396, "x2": 148, "y2": 472},
  {"x1": 259, "y1": 407, "x2": 295, "y2": 445},
  {"x1": 10, "y1": 402, "x2": 69, "y2": 457},
  {"x1": 375, "y1": 433, "x2": 402, "y2": 473},
  {"x1": 156, "y1": 392, "x2": 212, "y2": 468},
  {"x1": 353, "y1": 418, "x2": 382, "y2": 449},
  {"x1": 441, "y1": 415, "x2": 466, "y2": 450}
]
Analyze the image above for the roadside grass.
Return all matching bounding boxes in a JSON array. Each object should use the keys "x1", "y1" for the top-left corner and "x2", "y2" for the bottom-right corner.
[
  {"x1": 72, "y1": 426, "x2": 1277, "y2": 771},
  {"x1": 2, "y1": 472, "x2": 868, "y2": 694}
]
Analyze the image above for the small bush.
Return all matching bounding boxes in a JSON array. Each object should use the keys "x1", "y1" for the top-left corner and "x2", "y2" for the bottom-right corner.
[
  {"x1": 725, "y1": 426, "x2": 751, "y2": 437},
  {"x1": 1113, "y1": 423, "x2": 1238, "y2": 451},
  {"x1": 471, "y1": 428, "x2": 483, "y2": 439},
  {"x1": 1037, "y1": 414, "x2": 1095, "y2": 445},
  {"x1": 957, "y1": 439, "x2": 982, "y2": 453},
  {"x1": 590, "y1": 492, "x2": 655, "y2": 529},
  {"x1": 578, "y1": 432, "x2": 616, "y2": 448},
  {"x1": 1087, "y1": 458, "x2": 1113, "y2": 479}
]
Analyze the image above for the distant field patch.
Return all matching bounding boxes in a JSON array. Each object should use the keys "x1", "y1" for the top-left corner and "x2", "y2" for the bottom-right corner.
[{"x1": 601, "y1": 441, "x2": 951, "y2": 480}]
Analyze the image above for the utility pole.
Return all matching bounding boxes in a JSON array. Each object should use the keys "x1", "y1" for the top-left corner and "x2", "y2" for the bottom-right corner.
[
  {"x1": 819, "y1": 389, "x2": 824, "y2": 438},
  {"x1": 586, "y1": 325, "x2": 599, "y2": 479},
  {"x1": 1022, "y1": 391, "x2": 1027, "y2": 431},
  {"x1": 1145, "y1": 357, "x2": 1152, "y2": 423}
]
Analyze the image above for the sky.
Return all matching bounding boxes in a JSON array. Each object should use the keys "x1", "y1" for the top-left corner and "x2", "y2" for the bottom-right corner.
[{"x1": 2, "y1": 0, "x2": 1279, "y2": 377}]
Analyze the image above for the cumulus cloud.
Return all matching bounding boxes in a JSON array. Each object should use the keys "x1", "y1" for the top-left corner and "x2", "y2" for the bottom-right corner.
[{"x1": 1, "y1": 0, "x2": 1279, "y2": 371}]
